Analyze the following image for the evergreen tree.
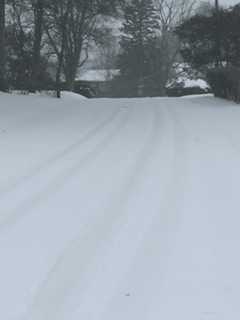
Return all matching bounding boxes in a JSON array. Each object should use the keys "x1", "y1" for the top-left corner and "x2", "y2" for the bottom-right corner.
[
  {"x1": 175, "y1": 4, "x2": 240, "y2": 102},
  {"x1": 175, "y1": 5, "x2": 240, "y2": 71},
  {"x1": 118, "y1": 0, "x2": 159, "y2": 95}
]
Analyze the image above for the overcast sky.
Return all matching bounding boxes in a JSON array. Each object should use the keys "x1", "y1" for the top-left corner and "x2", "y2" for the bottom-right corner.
[{"x1": 218, "y1": 0, "x2": 239, "y2": 6}]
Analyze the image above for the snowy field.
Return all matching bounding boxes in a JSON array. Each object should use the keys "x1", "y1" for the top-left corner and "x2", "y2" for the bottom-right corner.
[{"x1": 0, "y1": 92, "x2": 240, "y2": 320}]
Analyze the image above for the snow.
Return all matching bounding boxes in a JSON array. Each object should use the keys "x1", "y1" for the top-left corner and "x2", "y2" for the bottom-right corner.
[
  {"x1": 168, "y1": 62, "x2": 210, "y2": 91},
  {"x1": 181, "y1": 93, "x2": 214, "y2": 98},
  {"x1": 8, "y1": 90, "x2": 88, "y2": 100},
  {"x1": 167, "y1": 75, "x2": 210, "y2": 91},
  {"x1": 0, "y1": 93, "x2": 240, "y2": 320},
  {"x1": 60, "y1": 91, "x2": 87, "y2": 100},
  {"x1": 183, "y1": 78, "x2": 209, "y2": 89},
  {"x1": 78, "y1": 69, "x2": 120, "y2": 82}
]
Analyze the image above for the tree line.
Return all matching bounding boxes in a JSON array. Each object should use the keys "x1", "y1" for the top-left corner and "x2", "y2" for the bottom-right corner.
[
  {"x1": 0, "y1": 0, "x2": 196, "y2": 98},
  {"x1": 0, "y1": 0, "x2": 121, "y2": 97},
  {"x1": 114, "y1": 0, "x2": 240, "y2": 100},
  {"x1": 113, "y1": 0, "x2": 195, "y2": 97},
  {"x1": 176, "y1": 3, "x2": 240, "y2": 102},
  {"x1": 1, "y1": 0, "x2": 240, "y2": 100}
]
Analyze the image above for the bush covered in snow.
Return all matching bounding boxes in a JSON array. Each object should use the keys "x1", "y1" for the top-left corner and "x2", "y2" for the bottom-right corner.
[{"x1": 176, "y1": 4, "x2": 240, "y2": 103}]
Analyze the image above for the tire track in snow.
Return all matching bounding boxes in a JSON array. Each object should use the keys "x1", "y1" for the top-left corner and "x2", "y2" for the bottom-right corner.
[
  {"x1": 22, "y1": 104, "x2": 167, "y2": 320},
  {"x1": 95, "y1": 105, "x2": 189, "y2": 320},
  {"x1": 0, "y1": 106, "x2": 132, "y2": 231},
  {"x1": 67, "y1": 104, "x2": 181, "y2": 320},
  {"x1": 0, "y1": 107, "x2": 120, "y2": 196}
]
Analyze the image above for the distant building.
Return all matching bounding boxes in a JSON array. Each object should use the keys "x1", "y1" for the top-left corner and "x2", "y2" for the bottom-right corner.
[{"x1": 76, "y1": 69, "x2": 119, "y2": 97}]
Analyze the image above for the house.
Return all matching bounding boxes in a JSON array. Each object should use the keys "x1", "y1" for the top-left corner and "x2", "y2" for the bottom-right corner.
[{"x1": 76, "y1": 69, "x2": 119, "y2": 97}]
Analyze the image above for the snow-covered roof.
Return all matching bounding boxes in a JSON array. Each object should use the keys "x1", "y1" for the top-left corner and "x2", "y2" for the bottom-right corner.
[{"x1": 78, "y1": 69, "x2": 119, "y2": 82}]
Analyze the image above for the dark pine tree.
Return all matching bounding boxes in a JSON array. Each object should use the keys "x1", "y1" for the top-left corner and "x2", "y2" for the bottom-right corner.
[
  {"x1": 175, "y1": 4, "x2": 240, "y2": 102},
  {"x1": 175, "y1": 5, "x2": 240, "y2": 71},
  {"x1": 118, "y1": 0, "x2": 159, "y2": 96}
]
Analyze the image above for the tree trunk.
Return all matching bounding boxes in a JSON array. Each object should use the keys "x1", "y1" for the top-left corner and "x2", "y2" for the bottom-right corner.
[
  {"x1": 54, "y1": 0, "x2": 71, "y2": 98},
  {"x1": 55, "y1": 40, "x2": 66, "y2": 99},
  {"x1": 55, "y1": 61, "x2": 62, "y2": 98},
  {"x1": 64, "y1": 63, "x2": 77, "y2": 92},
  {"x1": 214, "y1": 3, "x2": 221, "y2": 67},
  {"x1": 0, "y1": 0, "x2": 6, "y2": 91},
  {"x1": 64, "y1": 45, "x2": 83, "y2": 92},
  {"x1": 32, "y1": 0, "x2": 44, "y2": 91}
]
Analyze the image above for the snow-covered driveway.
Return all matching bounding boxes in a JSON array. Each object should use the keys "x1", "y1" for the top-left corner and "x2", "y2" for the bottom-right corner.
[{"x1": 0, "y1": 93, "x2": 240, "y2": 320}]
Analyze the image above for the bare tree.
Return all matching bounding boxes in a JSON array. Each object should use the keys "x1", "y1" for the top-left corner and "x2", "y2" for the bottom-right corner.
[
  {"x1": 45, "y1": 0, "x2": 120, "y2": 93},
  {"x1": 8, "y1": 0, "x2": 32, "y2": 36},
  {"x1": 92, "y1": 18, "x2": 119, "y2": 72},
  {"x1": 153, "y1": 0, "x2": 196, "y2": 93},
  {"x1": 63, "y1": 0, "x2": 93, "y2": 91},
  {"x1": 2, "y1": 0, "x2": 123, "y2": 94},
  {"x1": 44, "y1": 0, "x2": 72, "y2": 97},
  {"x1": 8, "y1": 0, "x2": 49, "y2": 90}
]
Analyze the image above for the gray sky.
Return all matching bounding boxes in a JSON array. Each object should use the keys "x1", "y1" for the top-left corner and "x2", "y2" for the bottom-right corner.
[{"x1": 218, "y1": 0, "x2": 239, "y2": 6}]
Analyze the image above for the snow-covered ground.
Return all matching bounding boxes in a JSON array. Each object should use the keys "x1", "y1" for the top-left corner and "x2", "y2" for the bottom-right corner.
[{"x1": 0, "y1": 93, "x2": 240, "y2": 320}]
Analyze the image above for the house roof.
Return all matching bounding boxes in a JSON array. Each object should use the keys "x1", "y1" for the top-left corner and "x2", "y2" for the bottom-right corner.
[{"x1": 78, "y1": 69, "x2": 119, "y2": 82}]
